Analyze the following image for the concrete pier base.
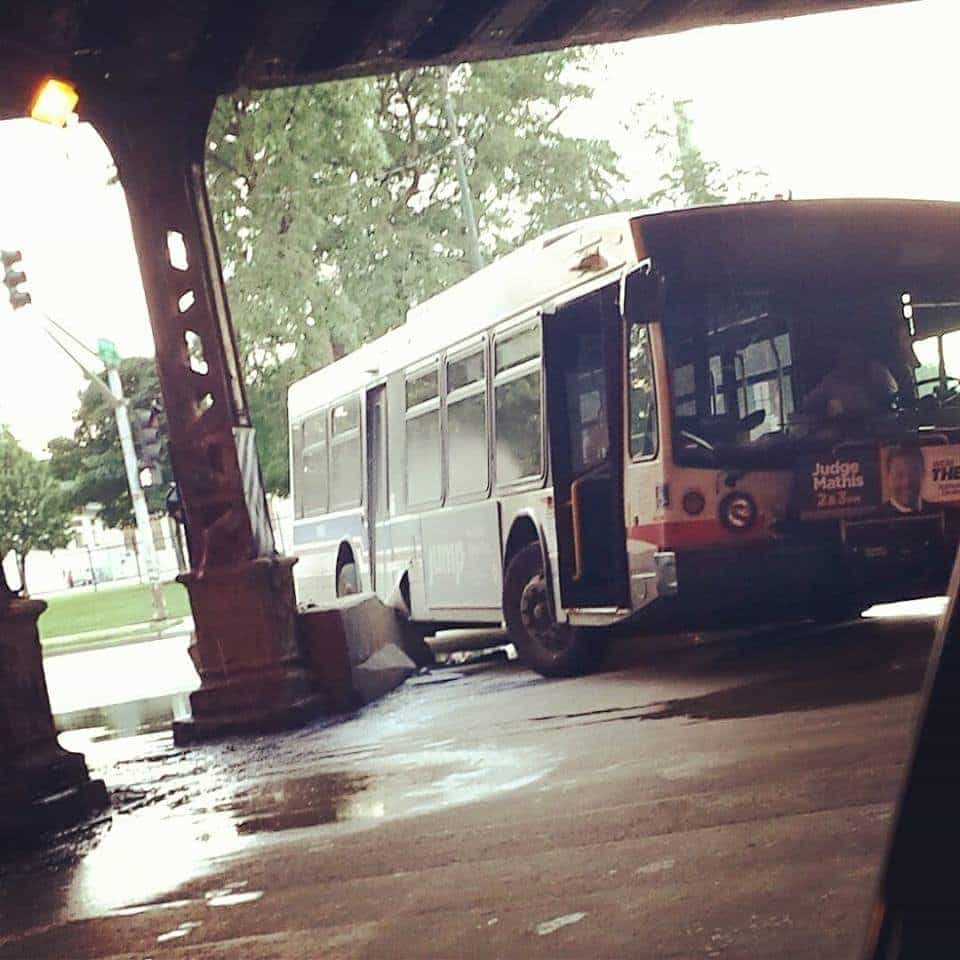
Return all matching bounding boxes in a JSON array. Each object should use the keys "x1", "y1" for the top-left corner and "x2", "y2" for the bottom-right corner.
[
  {"x1": 0, "y1": 599, "x2": 108, "y2": 846},
  {"x1": 297, "y1": 594, "x2": 416, "y2": 713},
  {"x1": 172, "y1": 557, "x2": 326, "y2": 744}
]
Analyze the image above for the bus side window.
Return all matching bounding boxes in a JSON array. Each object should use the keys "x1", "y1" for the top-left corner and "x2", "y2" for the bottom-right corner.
[
  {"x1": 296, "y1": 412, "x2": 330, "y2": 518},
  {"x1": 446, "y1": 346, "x2": 488, "y2": 499},
  {"x1": 494, "y1": 323, "x2": 543, "y2": 485},
  {"x1": 330, "y1": 397, "x2": 361, "y2": 510},
  {"x1": 292, "y1": 422, "x2": 305, "y2": 519},
  {"x1": 629, "y1": 322, "x2": 657, "y2": 459},
  {"x1": 914, "y1": 330, "x2": 960, "y2": 399},
  {"x1": 405, "y1": 365, "x2": 441, "y2": 506}
]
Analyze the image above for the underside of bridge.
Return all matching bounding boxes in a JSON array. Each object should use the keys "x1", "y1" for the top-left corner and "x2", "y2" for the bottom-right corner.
[
  {"x1": 0, "y1": 0, "x2": 907, "y2": 119},
  {"x1": 0, "y1": 1, "x2": 941, "y2": 955}
]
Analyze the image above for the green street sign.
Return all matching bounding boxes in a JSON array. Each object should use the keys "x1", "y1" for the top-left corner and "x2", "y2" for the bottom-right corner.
[{"x1": 97, "y1": 338, "x2": 121, "y2": 366}]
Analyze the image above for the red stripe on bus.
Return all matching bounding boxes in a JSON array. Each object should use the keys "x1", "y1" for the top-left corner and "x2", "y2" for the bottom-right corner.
[{"x1": 628, "y1": 519, "x2": 769, "y2": 549}]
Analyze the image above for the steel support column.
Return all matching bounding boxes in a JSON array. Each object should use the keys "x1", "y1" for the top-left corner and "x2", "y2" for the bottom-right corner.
[{"x1": 87, "y1": 92, "x2": 324, "y2": 743}]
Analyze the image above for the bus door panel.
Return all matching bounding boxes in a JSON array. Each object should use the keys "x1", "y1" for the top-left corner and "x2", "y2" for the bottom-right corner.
[
  {"x1": 421, "y1": 500, "x2": 502, "y2": 611},
  {"x1": 623, "y1": 274, "x2": 665, "y2": 609},
  {"x1": 543, "y1": 285, "x2": 630, "y2": 609},
  {"x1": 623, "y1": 459, "x2": 663, "y2": 607},
  {"x1": 366, "y1": 385, "x2": 391, "y2": 596}
]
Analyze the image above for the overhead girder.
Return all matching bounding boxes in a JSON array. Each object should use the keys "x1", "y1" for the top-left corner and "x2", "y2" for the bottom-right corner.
[{"x1": 1, "y1": 0, "x2": 912, "y2": 120}]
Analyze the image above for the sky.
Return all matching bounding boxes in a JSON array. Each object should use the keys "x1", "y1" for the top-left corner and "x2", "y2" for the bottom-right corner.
[{"x1": 0, "y1": 0, "x2": 958, "y2": 455}]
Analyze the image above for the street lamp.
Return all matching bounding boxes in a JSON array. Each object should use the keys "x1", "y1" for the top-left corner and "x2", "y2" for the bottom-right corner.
[{"x1": 30, "y1": 79, "x2": 79, "y2": 128}]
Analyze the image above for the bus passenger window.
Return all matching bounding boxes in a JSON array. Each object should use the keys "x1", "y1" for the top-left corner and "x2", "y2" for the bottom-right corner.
[
  {"x1": 629, "y1": 322, "x2": 657, "y2": 458},
  {"x1": 297, "y1": 412, "x2": 329, "y2": 517},
  {"x1": 447, "y1": 347, "x2": 488, "y2": 498},
  {"x1": 329, "y1": 397, "x2": 361, "y2": 510},
  {"x1": 495, "y1": 325, "x2": 539, "y2": 372},
  {"x1": 914, "y1": 330, "x2": 960, "y2": 400},
  {"x1": 292, "y1": 423, "x2": 305, "y2": 519},
  {"x1": 495, "y1": 324, "x2": 542, "y2": 485},
  {"x1": 406, "y1": 366, "x2": 441, "y2": 505}
]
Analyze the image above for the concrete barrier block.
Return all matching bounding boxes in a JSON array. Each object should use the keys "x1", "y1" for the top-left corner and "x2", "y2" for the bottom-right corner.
[{"x1": 297, "y1": 594, "x2": 416, "y2": 711}]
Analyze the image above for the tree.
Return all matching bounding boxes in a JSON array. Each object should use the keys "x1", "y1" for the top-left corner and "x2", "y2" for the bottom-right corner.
[
  {"x1": 0, "y1": 428, "x2": 73, "y2": 595},
  {"x1": 47, "y1": 357, "x2": 171, "y2": 528},
  {"x1": 639, "y1": 98, "x2": 769, "y2": 208},
  {"x1": 206, "y1": 50, "x2": 625, "y2": 494}
]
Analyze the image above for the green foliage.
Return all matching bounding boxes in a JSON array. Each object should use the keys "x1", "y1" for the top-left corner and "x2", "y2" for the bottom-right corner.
[
  {"x1": 205, "y1": 61, "x2": 765, "y2": 498},
  {"x1": 640, "y1": 98, "x2": 769, "y2": 208},
  {"x1": 47, "y1": 357, "x2": 171, "y2": 529},
  {"x1": 207, "y1": 50, "x2": 624, "y2": 494},
  {"x1": 0, "y1": 427, "x2": 73, "y2": 595}
]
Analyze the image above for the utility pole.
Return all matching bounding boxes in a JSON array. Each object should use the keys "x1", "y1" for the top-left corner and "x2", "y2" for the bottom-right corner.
[
  {"x1": 440, "y1": 66, "x2": 484, "y2": 274},
  {"x1": 105, "y1": 363, "x2": 167, "y2": 620},
  {"x1": 4, "y1": 246, "x2": 169, "y2": 619}
]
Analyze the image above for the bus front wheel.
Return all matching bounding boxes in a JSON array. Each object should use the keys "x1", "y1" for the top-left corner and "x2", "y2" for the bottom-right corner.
[{"x1": 503, "y1": 543, "x2": 598, "y2": 678}]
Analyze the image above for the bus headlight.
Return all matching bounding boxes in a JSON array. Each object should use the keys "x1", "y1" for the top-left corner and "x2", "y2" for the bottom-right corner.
[
  {"x1": 682, "y1": 490, "x2": 706, "y2": 516},
  {"x1": 719, "y1": 492, "x2": 757, "y2": 531}
]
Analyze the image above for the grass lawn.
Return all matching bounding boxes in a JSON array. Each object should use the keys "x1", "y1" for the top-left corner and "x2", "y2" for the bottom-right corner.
[{"x1": 39, "y1": 581, "x2": 191, "y2": 640}]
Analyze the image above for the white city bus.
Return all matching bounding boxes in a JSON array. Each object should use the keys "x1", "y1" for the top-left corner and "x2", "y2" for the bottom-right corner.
[{"x1": 289, "y1": 199, "x2": 960, "y2": 676}]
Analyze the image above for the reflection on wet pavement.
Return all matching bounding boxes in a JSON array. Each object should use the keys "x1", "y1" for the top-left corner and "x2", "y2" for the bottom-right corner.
[
  {"x1": 0, "y1": 607, "x2": 938, "y2": 949},
  {"x1": 227, "y1": 771, "x2": 372, "y2": 833},
  {"x1": 1, "y1": 698, "x2": 556, "y2": 931},
  {"x1": 55, "y1": 691, "x2": 193, "y2": 741}
]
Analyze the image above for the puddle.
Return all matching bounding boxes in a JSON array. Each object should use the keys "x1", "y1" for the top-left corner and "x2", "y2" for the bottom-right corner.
[
  {"x1": 0, "y1": 733, "x2": 553, "y2": 929},
  {"x1": 227, "y1": 772, "x2": 372, "y2": 833},
  {"x1": 220, "y1": 748, "x2": 551, "y2": 834},
  {"x1": 55, "y1": 692, "x2": 193, "y2": 740}
]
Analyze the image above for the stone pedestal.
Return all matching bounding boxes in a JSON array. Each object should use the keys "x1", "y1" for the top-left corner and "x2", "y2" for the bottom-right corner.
[
  {"x1": 173, "y1": 556, "x2": 326, "y2": 744},
  {"x1": 0, "y1": 599, "x2": 109, "y2": 846}
]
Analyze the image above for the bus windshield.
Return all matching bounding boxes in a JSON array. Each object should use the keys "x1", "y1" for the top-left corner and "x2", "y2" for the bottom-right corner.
[{"x1": 663, "y1": 282, "x2": 960, "y2": 466}]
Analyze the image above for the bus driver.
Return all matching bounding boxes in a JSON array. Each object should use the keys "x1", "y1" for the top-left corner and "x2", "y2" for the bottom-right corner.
[{"x1": 803, "y1": 342, "x2": 899, "y2": 419}]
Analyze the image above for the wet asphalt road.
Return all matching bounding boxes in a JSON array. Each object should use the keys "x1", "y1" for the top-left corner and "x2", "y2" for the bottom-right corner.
[{"x1": 0, "y1": 604, "x2": 943, "y2": 959}]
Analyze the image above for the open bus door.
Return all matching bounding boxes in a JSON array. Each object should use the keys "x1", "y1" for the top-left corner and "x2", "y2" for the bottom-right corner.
[
  {"x1": 543, "y1": 283, "x2": 630, "y2": 610},
  {"x1": 365, "y1": 384, "x2": 389, "y2": 594}
]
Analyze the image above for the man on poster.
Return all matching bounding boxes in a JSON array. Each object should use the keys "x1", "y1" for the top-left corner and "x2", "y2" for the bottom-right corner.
[{"x1": 880, "y1": 445, "x2": 933, "y2": 516}]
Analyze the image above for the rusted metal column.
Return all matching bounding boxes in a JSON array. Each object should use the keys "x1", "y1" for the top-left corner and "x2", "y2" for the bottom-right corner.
[
  {"x1": 88, "y1": 92, "x2": 324, "y2": 743},
  {"x1": 0, "y1": 598, "x2": 108, "y2": 843}
]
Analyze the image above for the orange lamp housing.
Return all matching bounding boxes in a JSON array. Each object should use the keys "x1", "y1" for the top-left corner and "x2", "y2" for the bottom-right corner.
[{"x1": 30, "y1": 79, "x2": 79, "y2": 126}]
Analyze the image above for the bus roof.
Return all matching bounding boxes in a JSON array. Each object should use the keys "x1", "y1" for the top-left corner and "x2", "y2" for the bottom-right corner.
[{"x1": 289, "y1": 210, "x2": 642, "y2": 415}]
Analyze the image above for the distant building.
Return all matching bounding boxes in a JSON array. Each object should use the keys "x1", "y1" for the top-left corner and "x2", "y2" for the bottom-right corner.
[{"x1": 1, "y1": 502, "x2": 183, "y2": 597}]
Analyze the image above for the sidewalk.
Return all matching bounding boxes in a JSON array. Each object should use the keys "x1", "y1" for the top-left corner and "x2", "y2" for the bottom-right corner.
[
  {"x1": 41, "y1": 616, "x2": 192, "y2": 658},
  {"x1": 43, "y1": 632, "x2": 200, "y2": 716}
]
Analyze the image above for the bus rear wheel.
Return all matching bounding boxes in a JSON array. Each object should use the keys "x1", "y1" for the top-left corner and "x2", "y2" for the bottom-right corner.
[
  {"x1": 503, "y1": 543, "x2": 598, "y2": 678},
  {"x1": 336, "y1": 560, "x2": 359, "y2": 597}
]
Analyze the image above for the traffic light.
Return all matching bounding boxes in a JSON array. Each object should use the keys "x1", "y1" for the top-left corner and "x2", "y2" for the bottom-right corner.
[
  {"x1": 2, "y1": 250, "x2": 31, "y2": 310},
  {"x1": 132, "y1": 398, "x2": 165, "y2": 485}
]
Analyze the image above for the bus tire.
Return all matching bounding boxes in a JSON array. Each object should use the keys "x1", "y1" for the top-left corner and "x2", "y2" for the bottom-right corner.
[
  {"x1": 336, "y1": 559, "x2": 360, "y2": 597},
  {"x1": 503, "y1": 542, "x2": 598, "y2": 678}
]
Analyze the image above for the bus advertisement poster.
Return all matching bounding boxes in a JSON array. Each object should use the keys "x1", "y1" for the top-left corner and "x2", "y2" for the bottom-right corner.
[
  {"x1": 880, "y1": 444, "x2": 960, "y2": 512},
  {"x1": 793, "y1": 452, "x2": 881, "y2": 518}
]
